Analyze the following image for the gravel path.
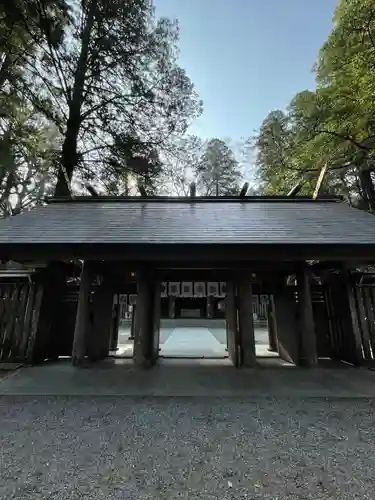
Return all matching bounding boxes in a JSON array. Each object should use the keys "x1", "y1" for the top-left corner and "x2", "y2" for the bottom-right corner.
[{"x1": 1, "y1": 397, "x2": 375, "y2": 499}]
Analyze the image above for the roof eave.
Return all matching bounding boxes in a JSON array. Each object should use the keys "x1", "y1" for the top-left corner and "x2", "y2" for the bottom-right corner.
[{"x1": 46, "y1": 195, "x2": 343, "y2": 204}]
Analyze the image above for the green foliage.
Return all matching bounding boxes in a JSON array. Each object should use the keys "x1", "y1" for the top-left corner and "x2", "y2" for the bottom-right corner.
[
  {"x1": 252, "y1": 0, "x2": 375, "y2": 208},
  {"x1": 0, "y1": 0, "x2": 203, "y2": 203},
  {"x1": 195, "y1": 139, "x2": 242, "y2": 196},
  {"x1": 17, "y1": 0, "x2": 203, "y2": 195},
  {"x1": 252, "y1": 110, "x2": 294, "y2": 194},
  {"x1": 0, "y1": 0, "x2": 70, "y2": 213},
  {"x1": 104, "y1": 133, "x2": 163, "y2": 195},
  {"x1": 158, "y1": 135, "x2": 243, "y2": 196}
]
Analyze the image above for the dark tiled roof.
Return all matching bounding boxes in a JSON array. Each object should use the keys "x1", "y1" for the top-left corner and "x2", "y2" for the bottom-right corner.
[{"x1": 0, "y1": 197, "x2": 374, "y2": 245}]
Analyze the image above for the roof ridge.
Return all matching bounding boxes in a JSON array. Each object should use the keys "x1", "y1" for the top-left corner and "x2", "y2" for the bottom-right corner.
[{"x1": 47, "y1": 195, "x2": 342, "y2": 204}]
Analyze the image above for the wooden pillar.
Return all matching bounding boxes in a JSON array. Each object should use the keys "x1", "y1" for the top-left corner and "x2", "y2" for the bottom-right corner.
[
  {"x1": 273, "y1": 287, "x2": 299, "y2": 364},
  {"x1": 297, "y1": 266, "x2": 318, "y2": 367},
  {"x1": 130, "y1": 303, "x2": 136, "y2": 339},
  {"x1": 72, "y1": 261, "x2": 92, "y2": 366},
  {"x1": 109, "y1": 297, "x2": 120, "y2": 351},
  {"x1": 133, "y1": 271, "x2": 159, "y2": 367},
  {"x1": 168, "y1": 296, "x2": 175, "y2": 318},
  {"x1": 87, "y1": 277, "x2": 114, "y2": 362},
  {"x1": 207, "y1": 295, "x2": 214, "y2": 318},
  {"x1": 363, "y1": 287, "x2": 375, "y2": 358},
  {"x1": 267, "y1": 298, "x2": 278, "y2": 352},
  {"x1": 343, "y1": 271, "x2": 363, "y2": 365},
  {"x1": 19, "y1": 281, "x2": 38, "y2": 361},
  {"x1": 25, "y1": 285, "x2": 44, "y2": 365},
  {"x1": 225, "y1": 280, "x2": 239, "y2": 367},
  {"x1": 238, "y1": 279, "x2": 256, "y2": 367},
  {"x1": 28, "y1": 262, "x2": 67, "y2": 364},
  {"x1": 153, "y1": 281, "x2": 161, "y2": 362}
]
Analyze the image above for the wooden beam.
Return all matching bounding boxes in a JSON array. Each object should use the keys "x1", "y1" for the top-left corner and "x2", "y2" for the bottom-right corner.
[
  {"x1": 313, "y1": 163, "x2": 328, "y2": 200},
  {"x1": 6, "y1": 242, "x2": 375, "y2": 263},
  {"x1": 287, "y1": 173, "x2": 315, "y2": 197},
  {"x1": 239, "y1": 182, "x2": 249, "y2": 197},
  {"x1": 138, "y1": 184, "x2": 147, "y2": 197},
  {"x1": 85, "y1": 184, "x2": 99, "y2": 197}
]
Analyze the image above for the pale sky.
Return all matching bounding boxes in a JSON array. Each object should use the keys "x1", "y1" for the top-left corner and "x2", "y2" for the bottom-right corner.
[{"x1": 155, "y1": 0, "x2": 337, "y2": 141}]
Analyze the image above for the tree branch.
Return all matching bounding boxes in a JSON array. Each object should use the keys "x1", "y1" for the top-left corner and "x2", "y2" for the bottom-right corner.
[{"x1": 315, "y1": 129, "x2": 374, "y2": 151}]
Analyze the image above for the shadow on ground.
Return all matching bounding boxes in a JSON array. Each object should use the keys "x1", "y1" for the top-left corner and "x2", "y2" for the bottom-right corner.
[{"x1": 0, "y1": 358, "x2": 375, "y2": 397}]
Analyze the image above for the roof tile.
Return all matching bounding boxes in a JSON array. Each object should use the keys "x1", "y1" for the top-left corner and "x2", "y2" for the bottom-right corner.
[{"x1": 0, "y1": 199, "x2": 374, "y2": 245}]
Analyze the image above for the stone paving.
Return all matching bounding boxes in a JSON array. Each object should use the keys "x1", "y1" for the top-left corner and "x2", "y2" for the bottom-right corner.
[
  {"x1": 115, "y1": 323, "x2": 271, "y2": 358},
  {"x1": 160, "y1": 327, "x2": 227, "y2": 357},
  {"x1": 1, "y1": 320, "x2": 372, "y2": 398}
]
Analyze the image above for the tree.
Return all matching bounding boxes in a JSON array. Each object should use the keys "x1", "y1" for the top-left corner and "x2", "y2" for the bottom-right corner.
[
  {"x1": 252, "y1": 94, "x2": 367, "y2": 201},
  {"x1": 251, "y1": 110, "x2": 294, "y2": 194},
  {"x1": 0, "y1": 0, "x2": 69, "y2": 214},
  {"x1": 157, "y1": 136, "x2": 244, "y2": 197},
  {"x1": 11, "y1": 0, "x2": 202, "y2": 196},
  {"x1": 0, "y1": 0, "x2": 69, "y2": 90},
  {"x1": 315, "y1": 0, "x2": 375, "y2": 208},
  {"x1": 102, "y1": 133, "x2": 164, "y2": 195},
  {"x1": 157, "y1": 135, "x2": 204, "y2": 195},
  {"x1": 194, "y1": 138, "x2": 242, "y2": 196},
  {"x1": 0, "y1": 104, "x2": 58, "y2": 216},
  {"x1": 252, "y1": 0, "x2": 375, "y2": 207}
]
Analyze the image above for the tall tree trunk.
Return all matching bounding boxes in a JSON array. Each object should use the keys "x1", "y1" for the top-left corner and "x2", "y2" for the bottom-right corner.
[
  {"x1": 54, "y1": 4, "x2": 95, "y2": 197},
  {"x1": 124, "y1": 171, "x2": 129, "y2": 196},
  {"x1": 0, "y1": 54, "x2": 12, "y2": 90},
  {"x1": 358, "y1": 169, "x2": 375, "y2": 212}
]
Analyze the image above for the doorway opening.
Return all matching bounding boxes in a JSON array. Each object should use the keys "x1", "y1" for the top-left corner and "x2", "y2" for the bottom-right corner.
[
  {"x1": 254, "y1": 315, "x2": 289, "y2": 368},
  {"x1": 109, "y1": 291, "x2": 286, "y2": 364},
  {"x1": 110, "y1": 295, "x2": 134, "y2": 358},
  {"x1": 158, "y1": 318, "x2": 228, "y2": 359},
  {"x1": 110, "y1": 292, "x2": 230, "y2": 360},
  {"x1": 158, "y1": 291, "x2": 228, "y2": 359}
]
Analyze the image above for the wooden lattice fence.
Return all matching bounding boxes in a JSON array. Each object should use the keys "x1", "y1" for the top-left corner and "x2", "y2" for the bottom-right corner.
[{"x1": 0, "y1": 278, "x2": 42, "y2": 364}]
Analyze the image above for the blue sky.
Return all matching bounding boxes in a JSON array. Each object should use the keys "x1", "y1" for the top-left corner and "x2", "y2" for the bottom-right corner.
[{"x1": 155, "y1": 0, "x2": 338, "y2": 141}]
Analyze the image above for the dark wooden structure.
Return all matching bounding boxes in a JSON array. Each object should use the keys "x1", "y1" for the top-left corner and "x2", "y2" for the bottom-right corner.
[{"x1": 1, "y1": 195, "x2": 375, "y2": 368}]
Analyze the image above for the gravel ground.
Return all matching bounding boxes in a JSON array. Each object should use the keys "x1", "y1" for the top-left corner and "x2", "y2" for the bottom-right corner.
[{"x1": 1, "y1": 397, "x2": 375, "y2": 499}]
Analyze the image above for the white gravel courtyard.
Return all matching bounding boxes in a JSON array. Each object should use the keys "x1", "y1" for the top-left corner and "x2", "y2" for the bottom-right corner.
[{"x1": 0, "y1": 396, "x2": 375, "y2": 499}]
